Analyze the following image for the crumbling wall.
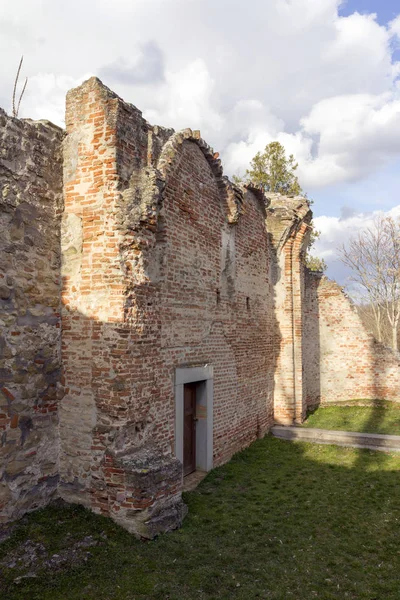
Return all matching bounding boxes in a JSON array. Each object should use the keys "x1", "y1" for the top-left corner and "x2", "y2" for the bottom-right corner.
[
  {"x1": 60, "y1": 78, "x2": 275, "y2": 537},
  {"x1": 266, "y1": 195, "x2": 312, "y2": 424},
  {"x1": 5, "y1": 74, "x2": 400, "y2": 537},
  {"x1": 0, "y1": 110, "x2": 63, "y2": 523},
  {"x1": 304, "y1": 272, "x2": 400, "y2": 405},
  {"x1": 303, "y1": 271, "x2": 321, "y2": 408},
  {"x1": 157, "y1": 139, "x2": 274, "y2": 467},
  {"x1": 60, "y1": 78, "x2": 186, "y2": 538},
  {"x1": 229, "y1": 186, "x2": 275, "y2": 455}
]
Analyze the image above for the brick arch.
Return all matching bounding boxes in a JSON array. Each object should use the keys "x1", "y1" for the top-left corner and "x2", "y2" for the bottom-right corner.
[{"x1": 157, "y1": 128, "x2": 244, "y2": 224}]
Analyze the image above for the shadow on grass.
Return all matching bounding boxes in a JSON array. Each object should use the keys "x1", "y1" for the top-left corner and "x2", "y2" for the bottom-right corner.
[{"x1": 1, "y1": 435, "x2": 400, "y2": 600}]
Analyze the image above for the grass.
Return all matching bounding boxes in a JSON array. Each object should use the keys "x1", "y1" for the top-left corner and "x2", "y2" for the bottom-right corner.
[
  {"x1": 303, "y1": 401, "x2": 400, "y2": 435},
  {"x1": 2, "y1": 436, "x2": 400, "y2": 599}
]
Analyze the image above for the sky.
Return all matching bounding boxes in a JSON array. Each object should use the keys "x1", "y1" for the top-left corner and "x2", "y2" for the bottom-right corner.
[{"x1": 2, "y1": 0, "x2": 400, "y2": 287}]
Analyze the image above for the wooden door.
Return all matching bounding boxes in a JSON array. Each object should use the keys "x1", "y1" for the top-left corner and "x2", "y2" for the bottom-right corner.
[{"x1": 183, "y1": 383, "x2": 196, "y2": 476}]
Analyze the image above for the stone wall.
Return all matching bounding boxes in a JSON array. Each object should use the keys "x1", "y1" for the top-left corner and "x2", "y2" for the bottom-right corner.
[
  {"x1": 0, "y1": 110, "x2": 63, "y2": 523},
  {"x1": 304, "y1": 272, "x2": 400, "y2": 406}
]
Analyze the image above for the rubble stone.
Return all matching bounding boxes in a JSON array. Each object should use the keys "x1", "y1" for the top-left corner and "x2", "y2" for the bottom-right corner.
[{"x1": 0, "y1": 109, "x2": 63, "y2": 524}]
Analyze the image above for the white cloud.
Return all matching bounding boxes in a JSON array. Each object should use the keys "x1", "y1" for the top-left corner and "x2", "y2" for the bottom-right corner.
[
  {"x1": 143, "y1": 59, "x2": 224, "y2": 137},
  {"x1": 99, "y1": 42, "x2": 165, "y2": 86},
  {"x1": 18, "y1": 73, "x2": 92, "y2": 125},
  {"x1": 225, "y1": 86, "x2": 400, "y2": 188},
  {"x1": 389, "y1": 15, "x2": 400, "y2": 39},
  {"x1": 1, "y1": 0, "x2": 400, "y2": 200},
  {"x1": 298, "y1": 92, "x2": 400, "y2": 187}
]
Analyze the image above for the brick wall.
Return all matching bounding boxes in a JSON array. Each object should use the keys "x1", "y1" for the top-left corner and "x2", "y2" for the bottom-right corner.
[
  {"x1": 158, "y1": 142, "x2": 274, "y2": 466},
  {"x1": 60, "y1": 78, "x2": 188, "y2": 537},
  {"x1": 266, "y1": 196, "x2": 312, "y2": 424},
  {"x1": 304, "y1": 272, "x2": 400, "y2": 406},
  {"x1": 4, "y1": 75, "x2": 400, "y2": 536},
  {"x1": 60, "y1": 78, "x2": 275, "y2": 536},
  {"x1": 0, "y1": 109, "x2": 63, "y2": 523}
]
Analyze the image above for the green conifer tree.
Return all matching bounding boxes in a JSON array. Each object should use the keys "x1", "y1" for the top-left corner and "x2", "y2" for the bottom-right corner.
[{"x1": 246, "y1": 141, "x2": 302, "y2": 195}]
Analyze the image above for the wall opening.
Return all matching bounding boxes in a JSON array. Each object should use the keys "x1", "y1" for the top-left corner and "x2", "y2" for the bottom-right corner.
[
  {"x1": 183, "y1": 382, "x2": 197, "y2": 476},
  {"x1": 175, "y1": 365, "x2": 213, "y2": 474}
]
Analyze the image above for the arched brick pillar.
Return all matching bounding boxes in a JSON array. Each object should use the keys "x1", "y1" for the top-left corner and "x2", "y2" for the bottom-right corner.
[{"x1": 266, "y1": 195, "x2": 312, "y2": 424}]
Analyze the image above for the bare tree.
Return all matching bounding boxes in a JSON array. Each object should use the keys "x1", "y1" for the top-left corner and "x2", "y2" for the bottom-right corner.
[
  {"x1": 356, "y1": 302, "x2": 396, "y2": 347},
  {"x1": 339, "y1": 215, "x2": 400, "y2": 352},
  {"x1": 12, "y1": 56, "x2": 28, "y2": 118}
]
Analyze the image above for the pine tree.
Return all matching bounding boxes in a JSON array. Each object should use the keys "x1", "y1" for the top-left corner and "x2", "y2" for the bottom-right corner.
[
  {"x1": 243, "y1": 141, "x2": 326, "y2": 272},
  {"x1": 246, "y1": 141, "x2": 302, "y2": 195}
]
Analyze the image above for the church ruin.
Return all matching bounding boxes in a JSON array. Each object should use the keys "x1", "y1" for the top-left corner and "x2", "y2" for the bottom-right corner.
[{"x1": 1, "y1": 77, "x2": 400, "y2": 538}]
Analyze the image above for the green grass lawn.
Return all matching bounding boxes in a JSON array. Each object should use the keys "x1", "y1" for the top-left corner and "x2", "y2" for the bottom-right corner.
[
  {"x1": 303, "y1": 402, "x2": 400, "y2": 435},
  {"x1": 2, "y1": 436, "x2": 400, "y2": 599}
]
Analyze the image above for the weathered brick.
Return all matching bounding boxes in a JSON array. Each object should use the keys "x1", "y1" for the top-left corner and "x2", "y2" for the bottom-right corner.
[
  {"x1": 2, "y1": 76, "x2": 400, "y2": 538},
  {"x1": 304, "y1": 273, "x2": 400, "y2": 406}
]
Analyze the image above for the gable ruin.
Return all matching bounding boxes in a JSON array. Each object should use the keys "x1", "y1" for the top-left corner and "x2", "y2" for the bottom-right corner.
[{"x1": 1, "y1": 77, "x2": 400, "y2": 538}]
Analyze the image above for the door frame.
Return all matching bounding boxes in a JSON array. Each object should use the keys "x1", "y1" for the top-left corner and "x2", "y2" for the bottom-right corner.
[{"x1": 174, "y1": 365, "x2": 213, "y2": 473}]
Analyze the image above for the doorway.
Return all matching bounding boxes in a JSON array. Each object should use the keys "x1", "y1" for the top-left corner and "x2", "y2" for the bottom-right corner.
[
  {"x1": 174, "y1": 365, "x2": 214, "y2": 476},
  {"x1": 183, "y1": 383, "x2": 197, "y2": 476}
]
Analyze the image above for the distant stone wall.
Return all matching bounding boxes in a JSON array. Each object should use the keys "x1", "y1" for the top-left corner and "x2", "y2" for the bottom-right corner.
[
  {"x1": 304, "y1": 272, "x2": 400, "y2": 406},
  {"x1": 0, "y1": 110, "x2": 63, "y2": 523}
]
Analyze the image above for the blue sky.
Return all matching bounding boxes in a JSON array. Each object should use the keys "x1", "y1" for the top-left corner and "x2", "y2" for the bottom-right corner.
[
  {"x1": 312, "y1": 160, "x2": 400, "y2": 218},
  {"x1": 310, "y1": 0, "x2": 400, "y2": 217},
  {"x1": 1, "y1": 0, "x2": 400, "y2": 285},
  {"x1": 339, "y1": 0, "x2": 399, "y2": 25},
  {"x1": 308, "y1": 0, "x2": 400, "y2": 281}
]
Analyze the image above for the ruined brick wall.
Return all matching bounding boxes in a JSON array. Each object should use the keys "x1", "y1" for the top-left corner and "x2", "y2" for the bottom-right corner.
[
  {"x1": 304, "y1": 272, "x2": 400, "y2": 406},
  {"x1": 60, "y1": 78, "x2": 275, "y2": 536},
  {"x1": 266, "y1": 196, "x2": 312, "y2": 424},
  {"x1": 60, "y1": 78, "x2": 186, "y2": 537},
  {"x1": 230, "y1": 186, "x2": 275, "y2": 453},
  {"x1": 158, "y1": 141, "x2": 274, "y2": 466},
  {"x1": 7, "y1": 75, "x2": 400, "y2": 537},
  {"x1": 0, "y1": 110, "x2": 63, "y2": 523},
  {"x1": 304, "y1": 271, "x2": 321, "y2": 408}
]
